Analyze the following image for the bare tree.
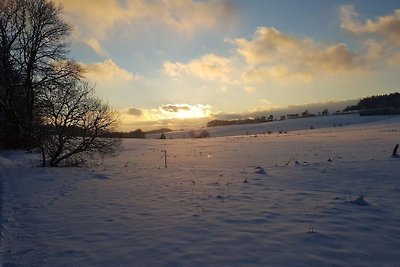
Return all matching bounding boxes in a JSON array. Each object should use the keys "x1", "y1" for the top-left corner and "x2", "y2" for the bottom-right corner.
[
  {"x1": 1, "y1": 0, "x2": 121, "y2": 164},
  {"x1": 1, "y1": 0, "x2": 77, "y2": 147},
  {"x1": 36, "y1": 78, "x2": 120, "y2": 167},
  {"x1": 0, "y1": 0, "x2": 25, "y2": 146}
]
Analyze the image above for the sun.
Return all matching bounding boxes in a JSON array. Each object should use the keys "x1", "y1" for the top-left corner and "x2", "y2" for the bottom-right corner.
[{"x1": 175, "y1": 107, "x2": 207, "y2": 119}]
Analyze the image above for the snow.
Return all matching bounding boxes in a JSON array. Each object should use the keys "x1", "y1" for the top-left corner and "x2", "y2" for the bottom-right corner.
[
  {"x1": 147, "y1": 113, "x2": 395, "y2": 139},
  {"x1": 1, "y1": 115, "x2": 400, "y2": 266}
]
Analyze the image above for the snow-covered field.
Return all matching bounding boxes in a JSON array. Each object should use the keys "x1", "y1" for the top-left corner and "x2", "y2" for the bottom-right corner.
[
  {"x1": 1, "y1": 115, "x2": 400, "y2": 266},
  {"x1": 147, "y1": 113, "x2": 391, "y2": 139}
]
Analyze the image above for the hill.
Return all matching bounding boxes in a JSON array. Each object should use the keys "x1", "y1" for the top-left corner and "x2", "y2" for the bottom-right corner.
[{"x1": 344, "y1": 92, "x2": 400, "y2": 115}]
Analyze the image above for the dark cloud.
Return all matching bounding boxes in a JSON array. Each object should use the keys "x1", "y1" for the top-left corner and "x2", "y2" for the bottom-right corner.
[
  {"x1": 161, "y1": 104, "x2": 191, "y2": 113},
  {"x1": 127, "y1": 108, "x2": 143, "y2": 116}
]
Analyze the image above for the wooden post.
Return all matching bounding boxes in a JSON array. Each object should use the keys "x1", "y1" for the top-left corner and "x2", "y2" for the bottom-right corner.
[
  {"x1": 162, "y1": 150, "x2": 167, "y2": 168},
  {"x1": 392, "y1": 144, "x2": 399, "y2": 157}
]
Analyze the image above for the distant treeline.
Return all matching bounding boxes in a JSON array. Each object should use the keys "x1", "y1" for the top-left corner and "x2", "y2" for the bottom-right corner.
[
  {"x1": 145, "y1": 128, "x2": 173, "y2": 135},
  {"x1": 206, "y1": 110, "x2": 324, "y2": 128},
  {"x1": 102, "y1": 128, "x2": 172, "y2": 139},
  {"x1": 207, "y1": 116, "x2": 274, "y2": 128},
  {"x1": 344, "y1": 92, "x2": 400, "y2": 115}
]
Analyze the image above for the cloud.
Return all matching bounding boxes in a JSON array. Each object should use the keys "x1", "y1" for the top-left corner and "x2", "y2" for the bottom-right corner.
[
  {"x1": 340, "y1": 6, "x2": 400, "y2": 45},
  {"x1": 159, "y1": 104, "x2": 213, "y2": 119},
  {"x1": 118, "y1": 103, "x2": 214, "y2": 131},
  {"x1": 84, "y1": 38, "x2": 108, "y2": 57},
  {"x1": 244, "y1": 86, "x2": 256, "y2": 93},
  {"x1": 163, "y1": 26, "x2": 368, "y2": 85},
  {"x1": 387, "y1": 53, "x2": 400, "y2": 65},
  {"x1": 163, "y1": 62, "x2": 185, "y2": 77},
  {"x1": 161, "y1": 7, "x2": 400, "y2": 86},
  {"x1": 163, "y1": 8, "x2": 400, "y2": 87},
  {"x1": 57, "y1": 0, "x2": 237, "y2": 39},
  {"x1": 340, "y1": 6, "x2": 400, "y2": 65},
  {"x1": 55, "y1": 0, "x2": 122, "y2": 40},
  {"x1": 231, "y1": 27, "x2": 365, "y2": 83},
  {"x1": 241, "y1": 65, "x2": 313, "y2": 83},
  {"x1": 163, "y1": 54, "x2": 234, "y2": 83},
  {"x1": 127, "y1": 108, "x2": 143, "y2": 117},
  {"x1": 232, "y1": 27, "x2": 302, "y2": 65},
  {"x1": 339, "y1": 5, "x2": 361, "y2": 34},
  {"x1": 160, "y1": 104, "x2": 191, "y2": 113},
  {"x1": 259, "y1": 98, "x2": 272, "y2": 105},
  {"x1": 83, "y1": 59, "x2": 140, "y2": 83}
]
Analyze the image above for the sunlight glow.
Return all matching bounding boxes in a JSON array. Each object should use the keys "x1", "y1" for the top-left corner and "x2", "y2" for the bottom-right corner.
[
  {"x1": 175, "y1": 107, "x2": 208, "y2": 119},
  {"x1": 159, "y1": 104, "x2": 213, "y2": 119}
]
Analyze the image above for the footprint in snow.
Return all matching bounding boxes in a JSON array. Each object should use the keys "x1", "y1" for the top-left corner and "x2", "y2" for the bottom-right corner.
[
  {"x1": 351, "y1": 196, "x2": 370, "y2": 206},
  {"x1": 254, "y1": 166, "x2": 267, "y2": 174},
  {"x1": 93, "y1": 173, "x2": 110, "y2": 179}
]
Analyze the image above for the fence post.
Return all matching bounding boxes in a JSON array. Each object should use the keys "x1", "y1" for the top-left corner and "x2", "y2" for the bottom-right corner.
[
  {"x1": 392, "y1": 144, "x2": 399, "y2": 157},
  {"x1": 162, "y1": 150, "x2": 167, "y2": 168}
]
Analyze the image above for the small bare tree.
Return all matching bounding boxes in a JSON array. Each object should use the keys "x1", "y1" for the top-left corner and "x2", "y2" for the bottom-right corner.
[{"x1": 35, "y1": 78, "x2": 120, "y2": 167}]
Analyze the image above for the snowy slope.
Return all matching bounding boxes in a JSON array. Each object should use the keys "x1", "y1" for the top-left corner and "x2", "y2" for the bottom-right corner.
[
  {"x1": 147, "y1": 114, "x2": 396, "y2": 139},
  {"x1": 1, "y1": 115, "x2": 400, "y2": 266}
]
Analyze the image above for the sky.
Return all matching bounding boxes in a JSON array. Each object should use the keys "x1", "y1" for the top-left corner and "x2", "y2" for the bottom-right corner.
[{"x1": 55, "y1": 0, "x2": 400, "y2": 131}]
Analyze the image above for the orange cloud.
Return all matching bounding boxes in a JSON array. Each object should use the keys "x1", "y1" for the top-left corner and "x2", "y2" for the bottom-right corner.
[
  {"x1": 163, "y1": 27, "x2": 367, "y2": 85},
  {"x1": 83, "y1": 59, "x2": 140, "y2": 83},
  {"x1": 56, "y1": 0, "x2": 236, "y2": 39},
  {"x1": 231, "y1": 27, "x2": 366, "y2": 82},
  {"x1": 163, "y1": 54, "x2": 234, "y2": 83},
  {"x1": 243, "y1": 86, "x2": 256, "y2": 93},
  {"x1": 241, "y1": 65, "x2": 313, "y2": 83},
  {"x1": 340, "y1": 6, "x2": 400, "y2": 65},
  {"x1": 341, "y1": 6, "x2": 400, "y2": 45},
  {"x1": 119, "y1": 103, "x2": 214, "y2": 130}
]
